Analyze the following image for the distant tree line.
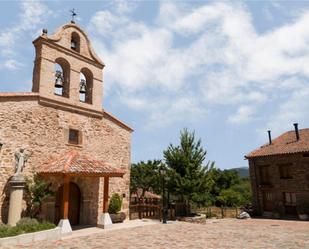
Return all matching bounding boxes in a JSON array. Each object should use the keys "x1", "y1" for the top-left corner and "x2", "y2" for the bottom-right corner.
[{"x1": 130, "y1": 129, "x2": 251, "y2": 210}]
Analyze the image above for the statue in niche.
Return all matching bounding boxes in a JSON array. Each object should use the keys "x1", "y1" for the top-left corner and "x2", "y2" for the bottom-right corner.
[{"x1": 14, "y1": 148, "x2": 31, "y2": 176}]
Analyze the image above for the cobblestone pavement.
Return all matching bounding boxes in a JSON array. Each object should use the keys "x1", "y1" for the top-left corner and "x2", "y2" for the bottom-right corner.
[{"x1": 5, "y1": 219, "x2": 309, "y2": 249}]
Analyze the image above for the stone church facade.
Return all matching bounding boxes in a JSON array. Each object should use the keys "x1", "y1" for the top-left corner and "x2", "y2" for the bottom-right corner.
[{"x1": 0, "y1": 22, "x2": 132, "y2": 226}]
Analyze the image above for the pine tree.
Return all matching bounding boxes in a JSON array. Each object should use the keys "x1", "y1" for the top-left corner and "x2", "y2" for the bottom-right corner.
[
  {"x1": 164, "y1": 128, "x2": 214, "y2": 210},
  {"x1": 130, "y1": 160, "x2": 162, "y2": 197}
]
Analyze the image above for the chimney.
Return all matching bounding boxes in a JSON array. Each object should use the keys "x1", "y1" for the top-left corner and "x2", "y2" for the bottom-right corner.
[
  {"x1": 267, "y1": 130, "x2": 272, "y2": 145},
  {"x1": 293, "y1": 123, "x2": 300, "y2": 141}
]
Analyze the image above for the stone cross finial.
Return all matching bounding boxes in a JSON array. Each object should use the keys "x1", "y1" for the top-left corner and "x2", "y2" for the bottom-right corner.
[{"x1": 70, "y1": 8, "x2": 77, "y2": 24}]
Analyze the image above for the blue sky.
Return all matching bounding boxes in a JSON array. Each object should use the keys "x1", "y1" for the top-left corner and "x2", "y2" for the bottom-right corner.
[{"x1": 1, "y1": 1, "x2": 309, "y2": 169}]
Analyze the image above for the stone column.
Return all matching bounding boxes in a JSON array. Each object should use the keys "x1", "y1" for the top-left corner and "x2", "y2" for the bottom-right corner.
[{"x1": 7, "y1": 175, "x2": 25, "y2": 226}]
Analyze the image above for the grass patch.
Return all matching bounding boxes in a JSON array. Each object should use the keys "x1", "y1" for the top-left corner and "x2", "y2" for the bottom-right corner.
[{"x1": 0, "y1": 218, "x2": 56, "y2": 238}]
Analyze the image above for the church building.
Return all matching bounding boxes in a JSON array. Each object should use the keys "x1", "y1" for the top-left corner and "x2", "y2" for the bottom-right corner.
[{"x1": 0, "y1": 21, "x2": 133, "y2": 231}]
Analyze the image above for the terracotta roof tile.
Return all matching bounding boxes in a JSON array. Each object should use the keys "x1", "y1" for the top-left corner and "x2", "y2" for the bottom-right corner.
[
  {"x1": 246, "y1": 128, "x2": 309, "y2": 158},
  {"x1": 38, "y1": 151, "x2": 125, "y2": 177},
  {"x1": 131, "y1": 189, "x2": 161, "y2": 199}
]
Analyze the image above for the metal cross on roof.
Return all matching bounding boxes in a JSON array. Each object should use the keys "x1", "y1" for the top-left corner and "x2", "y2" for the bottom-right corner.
[{"x1": 70, "y1": 9, "x2": 77, "y2": 24}]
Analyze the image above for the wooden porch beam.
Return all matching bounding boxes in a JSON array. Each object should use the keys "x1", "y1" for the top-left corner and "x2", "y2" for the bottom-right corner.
[
  {"x1": 63, "y1": 175, "x2": 70, "y2": 219},
  {"x1": 103, "y1": 176, "x2": 109, "y2": 213}
]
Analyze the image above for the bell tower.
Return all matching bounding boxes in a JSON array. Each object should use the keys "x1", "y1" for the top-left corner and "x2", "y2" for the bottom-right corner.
[{"x1": 32, "y1": 22, "x2": 105, "y2": 117}]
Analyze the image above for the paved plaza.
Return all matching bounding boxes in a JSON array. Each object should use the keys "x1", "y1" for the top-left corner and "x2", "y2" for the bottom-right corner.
[{"x1": 4, "y1": 218, "x2": 309, "y2": 249}]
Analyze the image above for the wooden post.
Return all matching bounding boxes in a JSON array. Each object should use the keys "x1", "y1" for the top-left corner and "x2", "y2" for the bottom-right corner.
[
  {"x1": 63, "y1": 175, "x2": 70, "y2": 219},
  {"x1": 103, "y1": 176, "x2": 109, "y2": 213}
]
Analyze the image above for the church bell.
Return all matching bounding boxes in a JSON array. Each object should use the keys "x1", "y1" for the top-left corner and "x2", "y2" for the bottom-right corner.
[
  {"x1": 54, "y1": 70, "x2": 64, "y2": 88},
  {"x1": 79, "y1": 79, "x2": 87, "y2": 94},
  {"x1": 71, "y1": 40, "x2": 76, "y2": 50}
]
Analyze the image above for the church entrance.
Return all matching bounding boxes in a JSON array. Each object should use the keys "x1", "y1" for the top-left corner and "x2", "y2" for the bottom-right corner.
[{"x1": 55, "y1": 182, "x2": 81, "y2": 226}]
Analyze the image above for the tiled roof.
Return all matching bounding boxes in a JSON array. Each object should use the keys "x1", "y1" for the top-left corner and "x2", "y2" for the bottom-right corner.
[
  {"x1": 131, "y1": 189, "x2": 161, "y2": 199},
  {"x1": 38, "y1": 151, "x2": 125, "y2": 177},
  {"x1": 246, "y1": 128, "x2": 309, "y2": 158}
]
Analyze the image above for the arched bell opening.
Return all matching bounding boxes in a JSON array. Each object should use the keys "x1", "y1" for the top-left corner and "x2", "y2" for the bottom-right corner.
[
  {"x1": 79, "y1": 72, "x2": 86, "y2": 102},
  {"x1": 79, "y1": 68, "x2": 93, "y2": 104},
  {"x1": 54, "y1": 58, "x2": 70, "y2": 97},
  {"x1": 71, "y1": 32, "x2": 80, "y2": 52}
]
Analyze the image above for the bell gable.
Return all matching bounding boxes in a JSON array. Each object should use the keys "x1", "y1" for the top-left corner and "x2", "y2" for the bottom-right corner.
[{"x1": 31, "y1": 23, "x2": 104, "y2": 117}]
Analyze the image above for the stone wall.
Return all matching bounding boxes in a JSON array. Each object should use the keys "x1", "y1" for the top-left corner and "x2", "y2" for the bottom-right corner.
[
  {"x1": 0, "y1": 98, "x2": 131, "y2": 224},
  {"x1": 248, "y1": 153, "x2": 309, "y2": 215}
]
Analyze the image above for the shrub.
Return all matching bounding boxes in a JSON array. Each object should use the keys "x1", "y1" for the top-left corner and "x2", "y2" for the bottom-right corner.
[
  {"x1": 17, "y1": 217, "x2": 39, "y2": 226},
  {"x1": 0, "y1": 219, "x2": 56, "y2": 238},
  {"x1": 108, "y1": 193, "x2": 122, "y2": 214},
  {"x1": 24, "y1": 174, "x2": 54, "y2": 219}
]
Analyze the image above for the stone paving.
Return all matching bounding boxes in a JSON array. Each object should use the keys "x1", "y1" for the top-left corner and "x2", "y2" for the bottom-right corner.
[{"x1": 4, "y1": 218, "x2": 309, "y2": 249}]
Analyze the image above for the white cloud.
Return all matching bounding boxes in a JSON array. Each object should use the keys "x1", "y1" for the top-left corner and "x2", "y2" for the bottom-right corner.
[
  {"x1": 265, "y1": 88, "x2": 309, "y2": 135},
  {"x1": 89, "y1": 2, "x2": 309, "y2": 129},
  {"x1": 2, "y1": 59, "x2": 24, "y2": 70},
  {"x1": 0, "y1": 0, "x2": 52, "y2": 70},
  {"x1": 228, "y1": 105, "x2": 256, "y2": 124}
]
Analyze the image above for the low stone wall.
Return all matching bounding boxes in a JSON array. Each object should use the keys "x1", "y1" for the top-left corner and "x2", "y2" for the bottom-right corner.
[
  {"x1": 0, "y1": 227, "x2": 61, "y2": 247},
  {"x1": 178, "y1": 214, "x2": 206, "y2": 224}
]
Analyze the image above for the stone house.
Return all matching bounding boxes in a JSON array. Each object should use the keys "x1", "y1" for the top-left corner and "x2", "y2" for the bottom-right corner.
[
  {"x1": 246, "y1": 124, "x2": 309, "y2": 217},
  {"x1": 0, "y1": 22, "x2": 133, "y2": 229}
]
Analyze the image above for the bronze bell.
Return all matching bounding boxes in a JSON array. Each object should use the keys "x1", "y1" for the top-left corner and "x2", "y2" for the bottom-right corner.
[
  {"x1": 71, "y1": 40, "x2": 76, "y2": 50},
  {"x1": 79, "y1": 79, "x2": 87, "y2": 93},
  {"x1": 54, "y1": 70, "x2": 64, "y2": 88}
]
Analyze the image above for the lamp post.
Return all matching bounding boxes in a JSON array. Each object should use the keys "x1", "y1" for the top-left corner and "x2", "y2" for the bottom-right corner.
[{"x1": 160, "y1": 168, "x2": 169, "y2": 224}]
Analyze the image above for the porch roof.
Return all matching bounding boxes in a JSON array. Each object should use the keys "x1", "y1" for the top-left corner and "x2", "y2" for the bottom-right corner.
[{"x1": 37, "y1": 151, "x2": 125, "y2": 177}]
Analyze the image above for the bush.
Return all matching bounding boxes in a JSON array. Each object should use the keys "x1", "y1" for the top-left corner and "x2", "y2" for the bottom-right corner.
[
  {"x1": 108, "y1": 193, "x2": 122, "y2": 214},
  {"x1": 17, "y1": 217, "x2": 39, "y2": 226},
  {"x1": 0, "y1": 218, "x2": 56, "y2": 238},
  {"x1": 24, "y1": 174, "x2": 54, "y2": 219}
]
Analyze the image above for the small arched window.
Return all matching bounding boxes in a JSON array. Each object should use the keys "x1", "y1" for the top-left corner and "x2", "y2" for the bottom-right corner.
[
  {"x1": 54, "y1": 58, "x2": 70, "y2": 97},
  {"x1": 79, "y1": 68, "x2": 93, "y2": 104},
  {"x1": 71, "y1": 32, "x2": 80, "y2": 52}
]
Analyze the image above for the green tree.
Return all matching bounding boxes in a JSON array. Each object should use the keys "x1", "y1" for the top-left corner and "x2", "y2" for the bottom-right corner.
[
  {"x1": 24, "y1": 174, "x2": 54, "y2": 218},
  {"x1": 217, "y1": 189, "x2": 242, "y2": 207},
  {"x1": 130, "y1": 160, "x2": 161, "y2": 197},
  {"x1": 163, "y1": 128, "x2": 214, "y2": 208}
]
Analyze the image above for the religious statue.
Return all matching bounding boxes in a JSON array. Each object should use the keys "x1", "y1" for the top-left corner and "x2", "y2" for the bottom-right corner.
[{"x1": 14, "y1": 148, "x2": 31, "y2": 176}]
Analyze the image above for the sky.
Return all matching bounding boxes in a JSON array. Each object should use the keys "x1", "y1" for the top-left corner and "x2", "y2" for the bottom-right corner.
[{"x1": 0, "y1": 0, "x2": 309, "y2": 169}]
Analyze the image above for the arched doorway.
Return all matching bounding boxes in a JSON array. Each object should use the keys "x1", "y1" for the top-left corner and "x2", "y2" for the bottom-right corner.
[{"x1": 54, "y1": 182, "x2": 81, "y2": 226}]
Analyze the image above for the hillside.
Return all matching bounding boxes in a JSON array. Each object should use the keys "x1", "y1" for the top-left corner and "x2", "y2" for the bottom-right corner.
[{"x1": 228, "y1": 167, "x2": 249, "y2": 178}]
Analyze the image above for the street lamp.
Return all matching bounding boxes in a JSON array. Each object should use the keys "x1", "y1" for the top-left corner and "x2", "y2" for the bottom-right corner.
[{"x1": 160, "y1": 168, "x2": 167, "y2": 224}]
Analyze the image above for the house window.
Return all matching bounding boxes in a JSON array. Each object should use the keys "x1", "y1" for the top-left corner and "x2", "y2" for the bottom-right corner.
[
  {"x1": 260, "y1": 165, "x2": 270, "y2": 185},
  {"x1": 284, "y1": 192, "x2": 297, "y2": 206},
  {"x1": 279, "y1": 164, "x2": 292, "y2": 179},
  {"x1": 68, "y1": 129, "x2": 79, "y2": 144}
]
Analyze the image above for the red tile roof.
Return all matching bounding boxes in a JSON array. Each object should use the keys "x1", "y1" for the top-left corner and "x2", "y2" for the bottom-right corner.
[
  {"x1": 246, "y1": 128, "x2": 309, "y2": 158},
  {"x1": 38, "y1": 151, "x2": 125, "y2": 177},
  {"x1": 131, "y1": 189, "x2": 161, "y2": 199}
]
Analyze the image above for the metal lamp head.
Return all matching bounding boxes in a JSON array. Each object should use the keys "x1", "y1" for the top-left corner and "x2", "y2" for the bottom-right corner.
[
  {"x1": 54, "y1": 70, "x2": 64, "y2": 88},
  {"x1": 79, "y1": 79, "x2": 87, "y2": 94}
]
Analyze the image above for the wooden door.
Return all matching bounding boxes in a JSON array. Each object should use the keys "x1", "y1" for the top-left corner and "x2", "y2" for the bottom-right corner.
[
  {"x1": 262, "y1": 191, "x2": 273, "y2": 212},
  {"x1": 68, "y1": 182, "x2": 81, "y2": 225},
  {"x1": 54, "y1": 182, "x2": 81, "y2": 226}
]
